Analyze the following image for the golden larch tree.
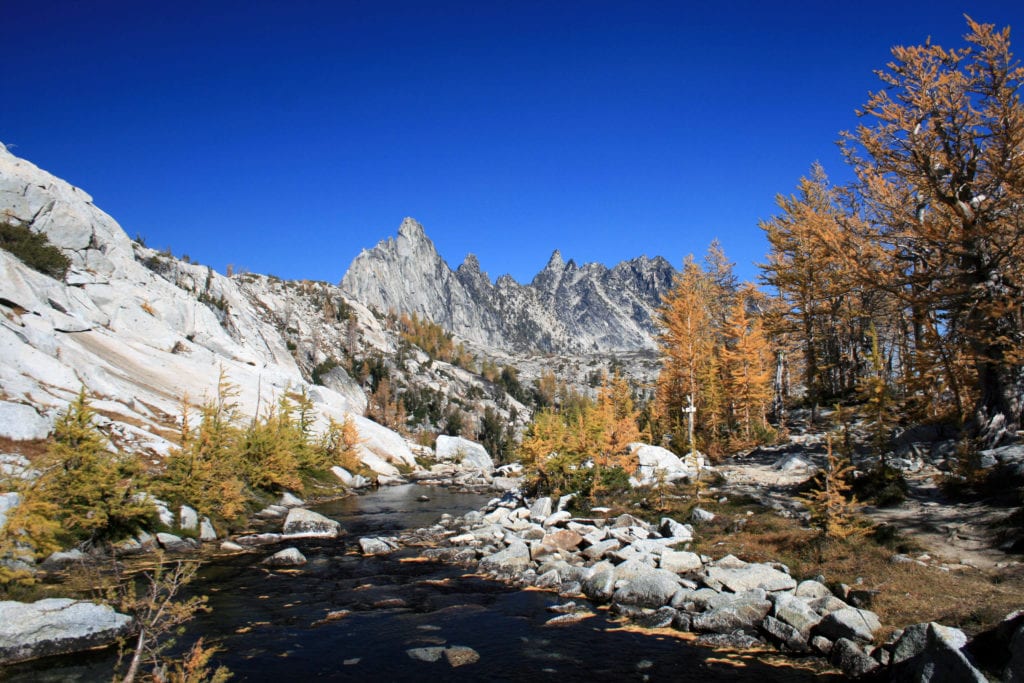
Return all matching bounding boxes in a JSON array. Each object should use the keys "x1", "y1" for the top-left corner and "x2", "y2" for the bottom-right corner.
[
  {"x1": 721, "y1": 296, "x2": 774, "y2": 443},
  {"x1": 840, "y1": 17, "x2": 1024, "y2": 444}
]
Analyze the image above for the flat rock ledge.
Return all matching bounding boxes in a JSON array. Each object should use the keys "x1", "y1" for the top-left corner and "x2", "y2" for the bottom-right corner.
[
  {"x1": 0, "y1": 598, "x2": 133, "y2": 664},
  {"x1": 282, "y1": 508, "x2": 342, "y2": 539},
  {"x1": 388, "y1": 491, "x2": 1006, "y2": 680}
]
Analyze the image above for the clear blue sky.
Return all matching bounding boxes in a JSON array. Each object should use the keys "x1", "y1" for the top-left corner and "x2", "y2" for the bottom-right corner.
[{"x1": 5, "y1": 1, "x2": 1022, "y2": 286}]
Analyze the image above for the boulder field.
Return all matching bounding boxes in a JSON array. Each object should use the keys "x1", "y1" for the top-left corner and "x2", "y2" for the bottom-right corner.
[{"x1": 368, "y1": 490, "x2": 1022, "y2": 681}]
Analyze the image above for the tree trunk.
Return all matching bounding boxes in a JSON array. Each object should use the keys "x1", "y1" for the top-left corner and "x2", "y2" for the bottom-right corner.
[
  {"x1": 123, "y1": 628, "x2": 147, "y2": 683},
  {"x1": 974, "y1": 355, "x2": 1023, "y2": 446}
]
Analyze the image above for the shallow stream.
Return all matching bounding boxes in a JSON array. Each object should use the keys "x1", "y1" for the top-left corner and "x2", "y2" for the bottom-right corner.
[{"x1": 3, "y1": 485, "x2": 836, "y2": 681}]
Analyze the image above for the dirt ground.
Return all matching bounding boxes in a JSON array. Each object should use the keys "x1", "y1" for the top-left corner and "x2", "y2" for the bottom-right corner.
[{"x1": 715, "y1": 438, "x2": 1023, "y2": 572}]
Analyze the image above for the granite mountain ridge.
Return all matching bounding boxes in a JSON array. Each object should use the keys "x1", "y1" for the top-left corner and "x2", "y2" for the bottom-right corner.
[{"x1": 341, "y1": 217, "x2": 677, "y2": 355}]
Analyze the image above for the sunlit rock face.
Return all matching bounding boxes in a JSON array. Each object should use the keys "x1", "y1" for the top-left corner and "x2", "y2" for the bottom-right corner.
[
  {"x1": 342, "y1": 217, "x2": 676, "y2": 355},
  {"x1": 0, "y1": 145, "x2": 414, "y2": 473}
]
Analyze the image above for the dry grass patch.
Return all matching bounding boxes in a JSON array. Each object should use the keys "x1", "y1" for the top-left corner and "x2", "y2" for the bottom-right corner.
[{"x1": 0, "y1": 436, "x2": 50, "y2": 461}]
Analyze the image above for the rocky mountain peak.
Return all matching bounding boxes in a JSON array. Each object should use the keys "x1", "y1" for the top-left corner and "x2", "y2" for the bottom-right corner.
[
  {"x1": 458, "y1": 253, "x2": 483, "y2": 274},
  {"x1": 342, "y1": 219, "x2": 678, "y2": 354},
  {"x1": 397, "y1": 216, "x2": 427, "y2": 241},
  {"x1": 545, "y1": 249, "x2": 564, "y2": 270}
]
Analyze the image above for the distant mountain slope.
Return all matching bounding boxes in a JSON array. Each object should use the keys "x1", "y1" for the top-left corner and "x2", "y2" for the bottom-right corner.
[{"x1": 341, "y1": 218, "x2": 676, "y2": 354}]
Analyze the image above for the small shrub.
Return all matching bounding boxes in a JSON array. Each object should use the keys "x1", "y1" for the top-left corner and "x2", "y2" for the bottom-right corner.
[
  {"x1": 101, "y1": 555, "x2": 231, "y2": 682},
  {"x1": 0, "y1": 220, "x2": 71, "y2": 279},
  {"x1": 801, "y1": 435, "x2": 872, "y2": 546},
  {"x1": 1, "y1": 390, "x2": 155, "y2": 581},
  {"x1": 595, "y1": 465, "x2": 631, "y2": 493},
  {"x1": 853, "y1": 464, "x2": 908, "y2": 507},
  {"x1": 312, "y1": 358, "x2": 341, "y2": 386}
]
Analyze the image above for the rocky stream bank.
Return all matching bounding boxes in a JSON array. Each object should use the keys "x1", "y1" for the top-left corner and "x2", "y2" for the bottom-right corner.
[
  {"x1": 374, "y1": 487, "x2": 1024, "y2": 682},
  {"x1": 3, "y1": 468, "x2": 1024, "y2": 681}
]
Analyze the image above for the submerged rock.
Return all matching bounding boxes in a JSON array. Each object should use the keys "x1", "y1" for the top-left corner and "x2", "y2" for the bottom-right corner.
[
  {"x1": 444, "y1": 645, "x2": 480, "y2": 667},
  {"x1": 544, "y1": 613, "x2": 591, "y2": 627},
  {"x1": 695, "y1": 632, "x2": 762, "y2": 649},
  {"x1": 0, "y1": 598, "x2": 132, "y2": 664},
  {"x1": 407, "y1": 646, "x2": 445, "y2": 663},
  {"x1": 636, "y1": 606, "x2": 678, "y2": 629}
]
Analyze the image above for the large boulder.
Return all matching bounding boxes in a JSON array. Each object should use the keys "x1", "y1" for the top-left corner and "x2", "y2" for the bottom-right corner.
[
  {"x1": 0, "y1": 402, "x2": 51, "y2": 441},
  {"x1": 359, "y1": 536, "x2": 400, "y2": 555},
  {"x1": 978, "y1": 444, "x2": 1024, "y2": 479},
  {"x1": 628, "y1": 443, "x2": 694, "y2": 487},
  {"x1": 762, "y1": 615, "x2": 811, "y2": 653},
  {"x1": 178, "y1": 505, "x2": 198, "y2": 532},
  {"x1": 830, "y1": 638, "x2": 880, "y2": 678},
  {"x1": 1008, "y1": 619, "x2": 1024, "y2": 683},
  {"x1": 331, "y1": 466, "x2": 370, "y2": 489},
  {"x1": 39, "y1": 549, "x2": 87, "y2": 571},
  {"x1": 540, "y1": 529, "x2": 583, "y2": 552},
  {"x1": 659, "y1": 549, "x2": 703, "y2": 574},
  {"x1": 199, "y1": 517, "x2": 218, "y2": 542},
  {"x1": 435, "y1": 435, "x2": 494, "y2": 473},
  {"x1": 814, "y1": 607, "x2": 881, "y2": 644},
  {"x1": 529, "y1": 497, "x2": 553, "y2": 522},
  {"x1": 282, "y1": 508, "x2": 341, "y2": 539},
  {"x1": 705, "y1": 560, "x2": 797, "y2": 593},
  {"x1": 773, "y1": 592, "x2": 822, "y2": 637},
  {"x1": 155, "y1": 532, "x2": 194, "y2": 552},
  {"x1": 658, "y1": 517, "x2": 694, "y2": 541},
  {"x1": 0, "y1": 599, "x2": 132, "y2": 664},
  {"x1": 891, "y1": 622, "x2": 967, "y2": 665},
  {"x1": 611, "y1": 565, "x2": 681, "y2": 608},
  {"x1": 581, "y1": 563, "x2": 617, "y2": 602},
  {"x1": 479, "y1": 541, "x2": 531, "y2": 573},
  {"x1": 692, "y1": 595, "x2": 772, "y2": 634},
  {"x1": 892, "y1": 622, "x2": 986, "y2": 682},
  {"x1": 262, "y1": 547, "x2": 307, "y2": 567}
]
